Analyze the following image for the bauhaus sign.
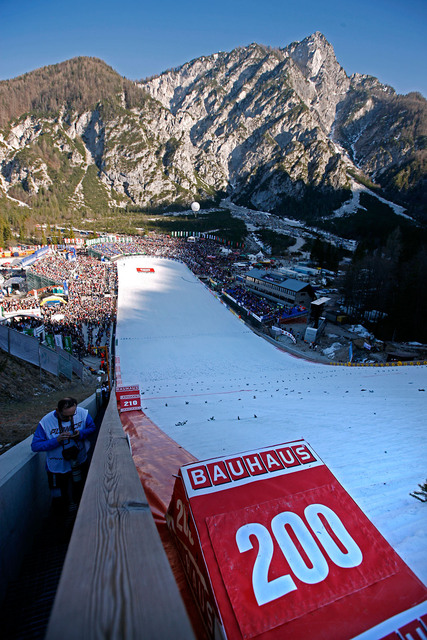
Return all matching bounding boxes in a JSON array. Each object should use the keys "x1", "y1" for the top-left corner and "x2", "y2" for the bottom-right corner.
[
  {"x1": 167, "y1": 440, "x2": 427, "y2": 640},
  {"x1": 184, "y1": 442, "x2": 318, "y2": 493}
]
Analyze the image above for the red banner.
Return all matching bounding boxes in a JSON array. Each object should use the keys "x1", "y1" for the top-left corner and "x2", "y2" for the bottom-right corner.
[
  {"x1": 116, "y1": 384, "x2": 142, "y2": 412},
  {"x1": 168, "y1": 440, "x2": 427, "y2": 640},
  {"x1": 116, "y1": 384, "x2": 140, "y2": 400},
  {"x1": 119, "y1": 393, "x2": 141, "y2": 413}
]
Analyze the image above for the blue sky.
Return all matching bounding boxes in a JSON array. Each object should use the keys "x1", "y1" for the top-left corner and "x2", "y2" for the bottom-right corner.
[{"x1": 1, "y1": 0, "x2": 426, "y2": 97}]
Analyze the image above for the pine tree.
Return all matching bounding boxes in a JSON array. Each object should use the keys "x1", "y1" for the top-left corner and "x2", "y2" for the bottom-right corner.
[{"x1": 410, "y1": 480, "x2": 427, "y2": 502}]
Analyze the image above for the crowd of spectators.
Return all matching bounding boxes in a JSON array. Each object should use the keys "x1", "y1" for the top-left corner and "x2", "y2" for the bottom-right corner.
[
  {"x1": 2, "y1": 251, "x2": 117, "y2": 360},
  {"x1": 277, "y1": 305, "x2": 307, "y2": 322},
  {"x1": 223, "y1": 285, "x2": 308, "y2": 324},
  {"x1": 91, "y1": 234, "x2": 236, "y2": 286},
  {"x1": 1, "y1": 233, "x2": 294, "y2": 361},
  {"x1": 2, "y1": 296, "x2": 40, "y2": 312},
  {"x1": 223, "y1": 285, "x2": 275, "y2": 321},
  {"x1": 8, "y1": 316, "x2": 43, "y2": 333}
]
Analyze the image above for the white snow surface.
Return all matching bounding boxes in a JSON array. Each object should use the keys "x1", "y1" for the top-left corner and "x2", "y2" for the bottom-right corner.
[
  {"x1": 332, "y1": 179, "x2": 412, "y2": 221},
  {"x1": 348, "y1": 325, "x2": 373, "y2": 339},
  {"x1": 116, "y1": 256, "x2": 427, "y2": 585}
]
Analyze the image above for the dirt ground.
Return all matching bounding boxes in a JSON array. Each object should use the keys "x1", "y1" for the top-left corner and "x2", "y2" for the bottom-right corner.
[
  {"x1": 290, "y1": 320, "x2": 364, "y2": 363},
  {"x1": 0, "y1": 351, "x2": 101, "y2": 454},
  {"x1": 270, "y1": 319, "x2": 358, "y2": 363}
]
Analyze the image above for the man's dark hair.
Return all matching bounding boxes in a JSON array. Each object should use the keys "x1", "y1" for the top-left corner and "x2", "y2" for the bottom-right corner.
[{"x1": 57, "y1": 397, "x2": 77, "y2": 412}]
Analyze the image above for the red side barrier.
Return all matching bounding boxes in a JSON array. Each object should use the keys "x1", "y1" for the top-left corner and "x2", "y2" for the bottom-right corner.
[
  {"x1": 119, "y1": 407, "x2": 209, "y2": 640},
  {"x1": 120, "y1": 408, "x2": 197, "y2": 523}
]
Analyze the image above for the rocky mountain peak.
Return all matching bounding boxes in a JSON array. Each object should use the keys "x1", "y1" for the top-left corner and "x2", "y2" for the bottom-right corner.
[
  {"x1": 286, "y1": 31, "x2": 336, "y2": 79},
  {"x1": 0, "y1": 34, "x2": 425, "y2": 223}
]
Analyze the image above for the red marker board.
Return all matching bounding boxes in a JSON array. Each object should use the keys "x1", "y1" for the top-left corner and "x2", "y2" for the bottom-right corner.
[
  {"x1": 116, "y1": 384, "x2": 142, "y2": 412},
  {"x1": 119, "y1": 393, "x2": 141, "y2": 412},
  {"x1": 166, "y1": 440, "x2": 427, "y2": 640}
]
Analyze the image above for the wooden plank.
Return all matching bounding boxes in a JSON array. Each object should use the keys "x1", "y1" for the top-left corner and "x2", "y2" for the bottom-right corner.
[{"x1": 46, "y1": 392, "x2": 195, "y2": 640}]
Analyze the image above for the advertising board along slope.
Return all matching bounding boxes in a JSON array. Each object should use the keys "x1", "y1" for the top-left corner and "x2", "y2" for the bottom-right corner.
[
  {"x1": 167, "y1": 440, "x2": 427, "y2": 640},
  {"x1": 116, "y1": 384, "x2": 142, "y2": 413}
]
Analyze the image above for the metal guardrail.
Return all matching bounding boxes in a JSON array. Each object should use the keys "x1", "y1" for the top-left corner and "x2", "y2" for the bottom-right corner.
[{"x1": 0, "y1": 324, "x2": 83, "y2": 379}]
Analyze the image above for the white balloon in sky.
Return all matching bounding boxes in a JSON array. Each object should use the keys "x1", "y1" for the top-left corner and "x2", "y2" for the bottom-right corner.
[{"x1": 191, "y1": 201, "x2": 200, "y2": 212}]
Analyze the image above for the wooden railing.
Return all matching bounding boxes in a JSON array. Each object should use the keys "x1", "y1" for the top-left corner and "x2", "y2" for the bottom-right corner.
[{"x1": 46, "y1": 390, "x2": 195, "y2": 640}]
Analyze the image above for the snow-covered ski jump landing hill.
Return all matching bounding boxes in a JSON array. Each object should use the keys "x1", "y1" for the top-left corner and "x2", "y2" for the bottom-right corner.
[{"x1": 115, "y1": 256, "x2": 427, "y2": 586}]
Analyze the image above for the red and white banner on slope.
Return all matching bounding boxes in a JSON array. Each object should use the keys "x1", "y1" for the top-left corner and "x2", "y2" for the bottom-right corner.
[
  {"x1": 116, "y1": 384, "x2": 142, "y2": 412},
  {"x1": 167, "y1": 440, "x2": 427, "y2": 640}
]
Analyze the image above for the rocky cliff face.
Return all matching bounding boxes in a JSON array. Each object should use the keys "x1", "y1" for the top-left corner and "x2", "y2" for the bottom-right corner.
[
  {"x1": 333, "y1": 75, "x2": 426, "y2": 215},
  {"x1": 0, "y1": 33, "x2": 425, "y2": 222},
  {"x1": 133, "y1": 33, "x2": 352, "y2": 215}
]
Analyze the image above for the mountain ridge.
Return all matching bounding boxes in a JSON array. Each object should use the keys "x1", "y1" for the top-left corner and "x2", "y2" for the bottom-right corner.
[{"x1": 0, "y1": 32, "x2": 425, "y2": 230}]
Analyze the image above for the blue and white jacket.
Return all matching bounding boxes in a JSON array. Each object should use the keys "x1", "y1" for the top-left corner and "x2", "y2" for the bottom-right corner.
[{"x1": 31, "y1": 407, "x2": 96, "y2": 474}]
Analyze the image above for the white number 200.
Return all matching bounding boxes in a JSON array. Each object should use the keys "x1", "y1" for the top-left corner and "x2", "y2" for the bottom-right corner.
[{"x1": 236, "y1": 503, "x2": 363, "y2": 606}]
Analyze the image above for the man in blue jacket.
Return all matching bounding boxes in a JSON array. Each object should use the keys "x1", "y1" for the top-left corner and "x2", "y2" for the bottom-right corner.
[{"x1": 31, "y1": 397, "x2": 96, "y2": 512}]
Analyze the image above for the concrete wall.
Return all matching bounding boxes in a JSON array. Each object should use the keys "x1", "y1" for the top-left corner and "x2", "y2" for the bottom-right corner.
[
  {"x1": 0, "y1": 393, "x2": 98, "y2": 604},
  {"x1": 46, "y1": 391, "x2": 195, "y2": 640}
]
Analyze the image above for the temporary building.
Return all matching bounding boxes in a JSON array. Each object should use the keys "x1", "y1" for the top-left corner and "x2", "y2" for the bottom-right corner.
[{"x1": 40, "y1": 295, "x2": 67, "y2": 307}]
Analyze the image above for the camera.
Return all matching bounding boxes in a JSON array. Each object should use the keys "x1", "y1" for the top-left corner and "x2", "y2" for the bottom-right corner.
[{"x1": 62, "y1": 439, "x2": 80, "y2": 461}]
